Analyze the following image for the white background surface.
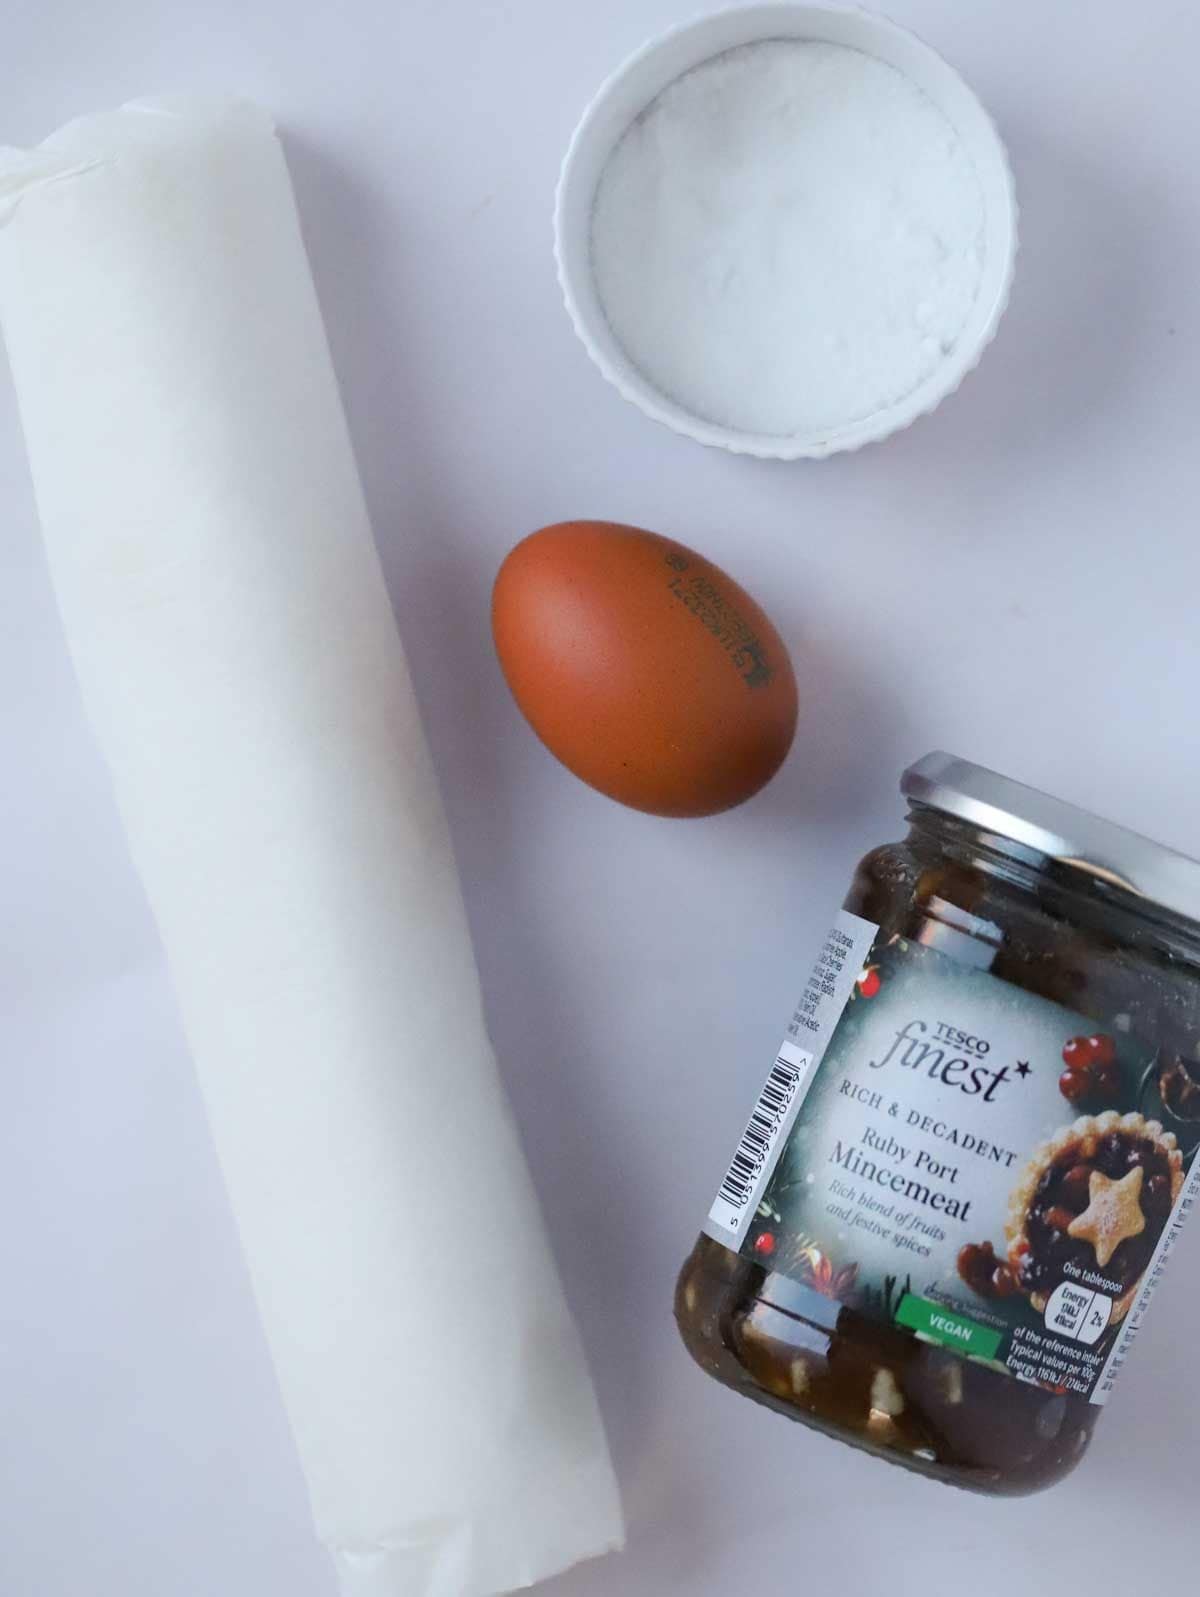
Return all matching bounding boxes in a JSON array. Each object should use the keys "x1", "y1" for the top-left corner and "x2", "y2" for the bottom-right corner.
[{"x1": 1, "y1": 2, "x2": 1199, "y2": 1594}]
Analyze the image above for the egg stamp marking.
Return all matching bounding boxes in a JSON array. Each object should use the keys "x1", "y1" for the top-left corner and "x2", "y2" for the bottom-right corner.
[{"x1": 664, "y1": 553, "x2": 775, "y2": 689}]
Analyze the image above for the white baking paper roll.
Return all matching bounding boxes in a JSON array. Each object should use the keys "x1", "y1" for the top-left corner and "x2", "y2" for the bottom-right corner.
[{"x1": 0, "y1": 98, "x2": 622, "y2": 1597}]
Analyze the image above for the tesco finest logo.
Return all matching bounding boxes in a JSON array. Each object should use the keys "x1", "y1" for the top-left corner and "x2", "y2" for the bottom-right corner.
[{"x1": 867, "y1": 1018, "x2": 1033, "y2": 1102}]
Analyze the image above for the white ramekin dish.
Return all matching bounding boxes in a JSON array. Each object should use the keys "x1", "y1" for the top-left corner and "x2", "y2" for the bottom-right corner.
[{"x1": 554, "y1": 3, "x2": 1018, "y2": 460}]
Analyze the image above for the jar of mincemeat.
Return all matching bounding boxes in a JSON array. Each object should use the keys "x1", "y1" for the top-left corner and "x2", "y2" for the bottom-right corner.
[{"x1": 676, "y1": 753, "x2": 1200, "y2": 1493}]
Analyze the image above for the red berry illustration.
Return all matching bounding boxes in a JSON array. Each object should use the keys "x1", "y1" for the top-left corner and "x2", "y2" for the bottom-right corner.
[
  {"x1": 1062, "y1": 1036, "x2": 1094, "y2": 1070},
  {"x1": 753, "y1": 1231, "x2": 776, "y2": 1258},
  {"x1": 1059, "y1": 1068, "x2": 1090, "y2": 1104},
  {"x1": 857, "y1": 968, "x2": 881, "y2": 999},
  {"x1": 1059, "y1": 1032, "x2": 1122, "y2": 1105}
]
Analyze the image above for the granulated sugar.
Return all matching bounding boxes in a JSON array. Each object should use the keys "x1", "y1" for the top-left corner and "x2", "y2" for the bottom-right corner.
[{"x1": 590, "y1": 40, "x2": 986, "y2": 439}]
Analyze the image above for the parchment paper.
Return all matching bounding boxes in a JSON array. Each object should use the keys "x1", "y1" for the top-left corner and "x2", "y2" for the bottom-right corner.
[{"x1": 0, "y1": 96, "x2": 623, "y2": 1597}]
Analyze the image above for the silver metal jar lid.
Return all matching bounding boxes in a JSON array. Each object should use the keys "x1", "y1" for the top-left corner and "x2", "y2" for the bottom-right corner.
[{"x1": 902, "y1": 752, "x2": 1200, "y2": 930}]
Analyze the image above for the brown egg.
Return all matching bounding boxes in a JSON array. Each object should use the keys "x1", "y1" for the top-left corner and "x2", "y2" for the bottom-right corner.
[{"x1": 492, "y1": 521, "x2": 797, "y2": 817}]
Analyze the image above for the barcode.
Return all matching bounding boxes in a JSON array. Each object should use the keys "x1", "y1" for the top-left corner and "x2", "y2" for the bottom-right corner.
[
  {"x1": 717, "y1": 1059, "x2": 800, "y2": 1208},
  {"x1": 703, "y1": 913, "x2": 875, "y2": 1246},
  {"x1": 708, "y1": 1045, "x2": 810, "y2": 1234}
]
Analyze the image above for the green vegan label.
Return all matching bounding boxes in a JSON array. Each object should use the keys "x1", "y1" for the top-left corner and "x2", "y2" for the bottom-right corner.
[{"x1": 894, "y1": 1294, "x2": 1002, "y2": 1359}]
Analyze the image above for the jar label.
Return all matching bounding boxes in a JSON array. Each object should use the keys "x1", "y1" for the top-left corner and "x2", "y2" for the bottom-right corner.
[{"x1": 703, "y1": 912, "x2": 1200, "y2": 1404}]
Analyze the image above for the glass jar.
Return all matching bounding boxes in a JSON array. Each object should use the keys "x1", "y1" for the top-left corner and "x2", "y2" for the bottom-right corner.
[{"x1": 676, "y1": 753, "x2": 1200, "y2": 1494}]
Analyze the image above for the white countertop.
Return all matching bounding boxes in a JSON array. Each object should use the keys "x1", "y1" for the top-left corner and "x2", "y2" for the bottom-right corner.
[{"x1": 2, "y1": 1, "x2": 1199, "y2": 1593}]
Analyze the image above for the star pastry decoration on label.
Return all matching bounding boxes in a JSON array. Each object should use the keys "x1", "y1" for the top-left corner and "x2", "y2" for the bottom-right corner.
[
  {"x1": 1068, "y1": 1166, "x2": 1146, "y2": 1268},
  {"x1": 1004, "y1": 1111, "x2": 1182, "y2": 1323}
]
